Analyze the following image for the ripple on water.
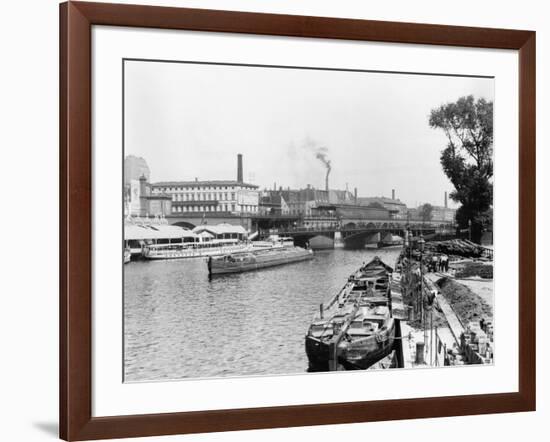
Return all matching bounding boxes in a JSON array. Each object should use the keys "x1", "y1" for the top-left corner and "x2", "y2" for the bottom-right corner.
[{"x1": 124, "y1": 248, "x2": 401, "y2": 382}]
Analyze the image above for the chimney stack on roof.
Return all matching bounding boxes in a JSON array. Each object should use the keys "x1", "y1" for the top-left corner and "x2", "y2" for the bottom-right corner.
[
  {"x1": 392, "y1": 189, "x2": 396, "y2": 200},
  {"x1": 444, "y1": 191, "x2": 448, "y2": 208},
  {"x1": 237, "y1": 153, "x2": 243, "y2": 183},
  {"x1": 354, "y1": 187, "x2": 358, "y2": 204}
]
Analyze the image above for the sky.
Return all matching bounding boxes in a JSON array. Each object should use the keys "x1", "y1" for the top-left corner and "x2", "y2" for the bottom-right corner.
[{"x1": 124, "y1": 60, "x2": 494, "y2": 209}]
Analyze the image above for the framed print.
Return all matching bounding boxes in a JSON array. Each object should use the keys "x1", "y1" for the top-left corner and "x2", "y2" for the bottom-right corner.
[{"x1": 60, "y1": 1, "x2": 536, "y2": 440}]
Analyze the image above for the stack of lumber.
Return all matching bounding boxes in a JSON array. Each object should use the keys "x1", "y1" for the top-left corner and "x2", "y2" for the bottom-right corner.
[{"x1": 424, "y1": 239, "x2": 485, "y2": 258}]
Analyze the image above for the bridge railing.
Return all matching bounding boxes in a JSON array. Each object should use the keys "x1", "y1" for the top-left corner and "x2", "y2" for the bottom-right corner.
[{"x1": 261, "y1": 225, "x2": 451, "y2": 235}]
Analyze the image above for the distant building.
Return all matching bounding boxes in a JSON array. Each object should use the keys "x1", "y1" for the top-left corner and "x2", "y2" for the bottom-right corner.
[
  {"x1": 131, "y1": 153, "x2": 262, "y2": 217},
  {"x1": 125, "y1": 175, "x2": 172, "y2": 217},
  {"x1": 259, "y1": 192, "x2": 290, "y2": 215},
  {"x1": 268, "y1": 185, "x2": 356, "y2": 217},
  {"x1": 124, "y1": 155, "x2": 150, "y2": 185},
  {"x1": 356, "y1": 196, "x2": 408, "y2": 219},
  {"x1": 432, "y1": 192, "x2": 457, "y2": 223},
  {"x1": 151, "y1": 180, "x2": 259, "y2": 215},
  {"x1": 314, "y1": 203, "x2": 390, "y2": 221},
  {"x1": 260, "y1": 186, "x2": 394, "y2": 224},
  {"x1": 409, "y1": 193, "x2": 457, "y2": 223},
  {"x1": 124, "y1": 156, "x2": 171, "y2": 217},
  {"x1": 408, "y1": 205, "x2": 456, "y2": 223},
  {"x1": 431, "y1": 205, "x2": 457, "y2": 223}
]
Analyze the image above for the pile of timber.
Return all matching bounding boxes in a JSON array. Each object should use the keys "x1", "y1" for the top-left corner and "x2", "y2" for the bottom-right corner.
[{"x1": 424, "y1": 239, "x2": 486, "y2": 259}]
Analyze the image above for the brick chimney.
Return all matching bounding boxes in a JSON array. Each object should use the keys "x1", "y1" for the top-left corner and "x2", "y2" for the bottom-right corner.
[
  {"x1": 354, "y1": 187, "x2": 358, "y2": 204},
  {"x1": 444, "y1": 191, "x2": 448, "y2": 208},
  {"x1": 237, "y1": 154, "x2": 243, "y2": 183}
]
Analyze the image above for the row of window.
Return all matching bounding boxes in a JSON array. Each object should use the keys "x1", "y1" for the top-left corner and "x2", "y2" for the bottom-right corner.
[
  {"x1": 155, "y1": 185, "x2": 245, "y2": 193},
  {"x1": 172, "y1": 205, "x2": 234, "y2": 213},
  {"x1": 171, "y1": 192, "x2": 237, "y2": 202},
  {"x1": 171, "y1": 204, "x2": 258, "y2": 213}
]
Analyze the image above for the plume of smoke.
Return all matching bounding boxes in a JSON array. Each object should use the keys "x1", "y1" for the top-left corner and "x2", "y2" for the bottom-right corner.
[
  {"x1": 301, "y1": 136, "x2": 332, "y2": 192},
  {"x1": 315, "y1": 148, "x2": 331, "y2": 173},
  {"x1": 302, "y1": 137, "x2": 331, "y2": 172}
]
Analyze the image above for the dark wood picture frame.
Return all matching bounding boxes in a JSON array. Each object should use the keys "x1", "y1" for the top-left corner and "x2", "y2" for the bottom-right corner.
[{"x1": 60, "y1": 1, "x2": 536, "y2": 440}]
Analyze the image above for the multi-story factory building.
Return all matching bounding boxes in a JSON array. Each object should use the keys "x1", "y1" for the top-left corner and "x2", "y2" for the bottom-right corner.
[{"x1": 150, "y1": 154, "x2": 260, "y2": 216}]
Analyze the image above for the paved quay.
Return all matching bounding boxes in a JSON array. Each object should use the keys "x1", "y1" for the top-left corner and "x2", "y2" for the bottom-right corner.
[{"x1": 425, "y1": 273, "x2": 465, "y2": 344}]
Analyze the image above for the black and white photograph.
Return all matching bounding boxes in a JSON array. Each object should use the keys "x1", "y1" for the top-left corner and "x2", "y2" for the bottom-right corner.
[{"x1": 123, "y1": 59, "x2": 494, "y2": 382}]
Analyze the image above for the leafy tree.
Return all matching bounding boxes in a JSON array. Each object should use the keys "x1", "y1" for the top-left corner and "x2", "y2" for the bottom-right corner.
[
  {"x1": 429, "y1": 95, "x2": 493, "y2": 242},
  {"x1": 419, "y1": 203, "x2": 434, "y2": 223}
]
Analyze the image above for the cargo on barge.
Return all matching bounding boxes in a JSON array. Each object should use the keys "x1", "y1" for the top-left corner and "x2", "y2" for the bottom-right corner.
[
  {"x1": 207, "y1": 245, "x2": 313, "y2": 275},
  {"x1": 305, "y1": 257, "x2": 396, "y2": 371}
]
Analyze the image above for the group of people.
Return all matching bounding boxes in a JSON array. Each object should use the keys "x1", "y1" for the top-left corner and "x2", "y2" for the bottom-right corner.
[{"x1": 428, "y1": 253, "x2": 449, "y2": 273}]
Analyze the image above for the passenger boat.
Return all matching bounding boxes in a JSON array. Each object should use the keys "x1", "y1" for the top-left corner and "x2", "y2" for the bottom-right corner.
[
  {"x1": 250, "y1": 235, "x2": 295, "y2": 250},
  {"x1": 207, "y1": 245, "x2": 313, "y2": 275},
  {"x1": 305, "y1": 257, "x2": 396, "y2": 371},
  {"x1": 142, "y1": 239, "x2": 250, "y2": 260}
]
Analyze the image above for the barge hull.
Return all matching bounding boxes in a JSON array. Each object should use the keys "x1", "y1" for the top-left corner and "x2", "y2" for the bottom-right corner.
[{"x1": 210, "y1": 253, "x2": 313, "y2": 275}]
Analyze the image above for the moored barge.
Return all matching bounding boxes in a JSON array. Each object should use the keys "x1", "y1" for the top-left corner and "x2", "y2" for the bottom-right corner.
[
  {"x1": 305, "y1": 257, "x2": 395, "y2": 371},
  {"x1": 208, "y1": 245, "x2": 313, "y2": 275}
]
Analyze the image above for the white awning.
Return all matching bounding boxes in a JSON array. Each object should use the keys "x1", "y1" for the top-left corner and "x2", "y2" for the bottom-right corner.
[
  {"x1": 197, "y1": 231, "x2": 214, "y2": 238},
  {"x1": 124, "y1": 224, "x2": 197, "y2": 240},
  {"x1": 192, "y1": 223, "x2": 247, "y2": 236}
]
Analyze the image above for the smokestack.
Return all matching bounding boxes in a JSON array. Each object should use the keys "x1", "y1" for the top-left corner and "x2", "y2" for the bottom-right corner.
[
  {"x1": 273, "y1": 182, "x2": 276, "y2": 191},
  {"x1": 237, "y1": 154, "x2": 243, "y2": 183},
  {"x1": 354, "y1": 187, "x2": 358, "y2": 204},
  {"x1": 392, "y1": 189, "x2": 395, "y2": 200},
  {"x1": 312, "y1": 145, "x2": 331, "y2": 194},
  {"x1": 444, "y1": 191, "x2": 448, "y2": 208}
]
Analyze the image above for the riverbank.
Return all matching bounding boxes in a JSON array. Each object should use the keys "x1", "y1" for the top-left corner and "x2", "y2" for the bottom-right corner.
[
  {"x1": 400, "y1": 265, "x2": 494, "y2": 367},
  {"x1": 454, "y1": 278, "x2": 494, "y2": 307},
  {"x1": 451, "y1": 260, "x2": 493, "y2": 279},
  {"x1": 436, "y1": 277, "x2": 493, "y2": 324}
]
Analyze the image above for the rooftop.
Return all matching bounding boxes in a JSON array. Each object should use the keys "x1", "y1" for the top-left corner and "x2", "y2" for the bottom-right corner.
[
  {"x1": 124, "y1": 224, "x2": 196, "y2": 240},
  {"x1": 152, "y1": 180, "x2": 258, "y2": 189},
  {"x1": 193, "y1": 224, "x2": 248, "y2": 235},
  {"x1": 357, "y1": 197, "x2": 407, "y2": 207}
]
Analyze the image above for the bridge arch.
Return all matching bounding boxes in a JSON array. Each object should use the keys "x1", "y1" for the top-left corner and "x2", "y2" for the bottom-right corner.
[
  {"x1": 172, "y1": 221, "x2": 196, "y2": 230},
  {"x1": 344, "y1": 222, "x2": 356, "y2": 229},
  {"x1": 366, "y1": 222, "x2": 376, "y2": 229}
]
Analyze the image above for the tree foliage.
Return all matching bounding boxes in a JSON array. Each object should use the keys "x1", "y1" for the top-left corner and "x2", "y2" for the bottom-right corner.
[{"x1": 429, "y1": 95, "x2": 493, "y2": 242}]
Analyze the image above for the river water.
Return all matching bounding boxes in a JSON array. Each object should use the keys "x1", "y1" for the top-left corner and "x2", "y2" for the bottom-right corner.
[{"x1": 124, "y1": 247, "x2": 401, "y2": 382}]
